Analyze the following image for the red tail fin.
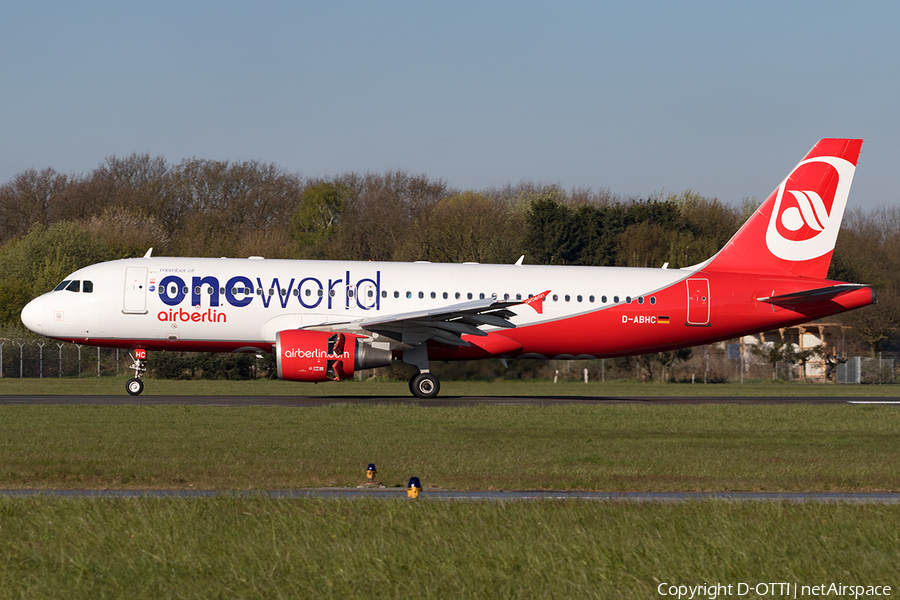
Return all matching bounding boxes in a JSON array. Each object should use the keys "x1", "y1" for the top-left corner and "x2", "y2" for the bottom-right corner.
[{"x1": 706, "y1": 139, "x2": 862, "y2": 278}]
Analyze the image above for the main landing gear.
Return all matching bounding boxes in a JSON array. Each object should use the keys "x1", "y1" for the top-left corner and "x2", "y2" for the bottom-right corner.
[
  {"x1": 403, "y1": 344, "x2": 440, "y2": 399},
  {"x1": 409, "y1": 371, "x2": 440, "y2": 399},
  {"x1": 126, "y1": 349, "x2": 147, "y2": 396}
]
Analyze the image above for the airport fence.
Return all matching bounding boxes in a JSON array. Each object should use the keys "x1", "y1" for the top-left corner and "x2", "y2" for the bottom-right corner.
[
  {"x1": 1, "y1": 331, "x2": 898, "y2": 384},
  {"x1": 0, "y1": 337, "x2": 129, "y2": 379}
]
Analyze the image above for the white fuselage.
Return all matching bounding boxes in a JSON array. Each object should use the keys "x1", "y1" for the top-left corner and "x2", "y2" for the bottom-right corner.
[{"x1": 22, "y1": 256, "x2": 690, "y2": 352}]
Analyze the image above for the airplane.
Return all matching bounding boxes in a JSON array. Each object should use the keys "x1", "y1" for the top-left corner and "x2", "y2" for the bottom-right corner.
[{"x1": 20, "y1": 139, "x2": 874, "y2": 398}]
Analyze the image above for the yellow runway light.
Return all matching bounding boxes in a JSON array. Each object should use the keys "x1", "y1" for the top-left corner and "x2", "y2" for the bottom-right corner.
[{"x1": 407, "y1": 476, "x2": 421, "y2": 499}]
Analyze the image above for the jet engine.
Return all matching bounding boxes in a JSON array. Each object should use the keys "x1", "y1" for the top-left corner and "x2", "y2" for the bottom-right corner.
[{"x1": 276, "y1": 330, "x2": 392, "y2": 382}]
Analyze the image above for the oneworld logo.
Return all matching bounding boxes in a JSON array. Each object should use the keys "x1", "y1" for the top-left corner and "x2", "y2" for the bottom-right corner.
[
  {"x1": 156, "y1": 270, "x2": 382, "y2": 312},
  {"x1": 765, "y1": 156, "x2": 856, "y2": 261}
]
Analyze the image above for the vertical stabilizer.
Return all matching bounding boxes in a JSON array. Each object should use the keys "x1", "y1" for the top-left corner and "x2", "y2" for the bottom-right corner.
[{"x1": 706, "y1": 139, "x2": 862, "y2": 278}]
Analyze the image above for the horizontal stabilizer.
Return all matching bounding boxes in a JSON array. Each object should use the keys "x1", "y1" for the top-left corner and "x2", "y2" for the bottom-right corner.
[{"x1": 758, "y1": 283, "x2": 868, "y2": 304}]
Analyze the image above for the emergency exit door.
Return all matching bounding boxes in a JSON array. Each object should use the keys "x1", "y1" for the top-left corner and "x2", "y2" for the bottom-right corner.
[
  {"x1": 123, "y1": 267, "x2": 148, "y2": 314},
  {"x1": 686, "y1": 278, "x2": 710, "y2": 326}
]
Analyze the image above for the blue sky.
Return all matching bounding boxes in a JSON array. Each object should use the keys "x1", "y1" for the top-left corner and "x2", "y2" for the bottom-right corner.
[{"x1": 2, "y1": 1, "x2": 898, "y2": 209}]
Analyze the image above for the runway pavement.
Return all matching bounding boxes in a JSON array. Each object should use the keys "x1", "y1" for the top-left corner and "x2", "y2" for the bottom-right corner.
[{"x1": 0, "y1": 394, "x2": 895, "y2": 406}]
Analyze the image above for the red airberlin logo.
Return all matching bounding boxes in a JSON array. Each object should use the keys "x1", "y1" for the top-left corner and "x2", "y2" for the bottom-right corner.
[
  {"x1": 523, "y1": 290, "x2": 551, "y2": 314},
  {"x1": 774, "y1": 161, "x2": 839, "y2": 242}
]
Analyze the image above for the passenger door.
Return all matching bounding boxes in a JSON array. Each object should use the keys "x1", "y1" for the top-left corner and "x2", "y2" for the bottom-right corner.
[
  {"x1": 686, "y1": 278, "x2": 710, "y2": 326},
  {"x1": 123, "y1": 267, "x2": 148, "y2": 314}
]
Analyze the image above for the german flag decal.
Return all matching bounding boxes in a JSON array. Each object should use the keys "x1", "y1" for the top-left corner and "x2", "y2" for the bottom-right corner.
[{"x1": 657, "y1": 316, "x2": 670, "y2": 324}]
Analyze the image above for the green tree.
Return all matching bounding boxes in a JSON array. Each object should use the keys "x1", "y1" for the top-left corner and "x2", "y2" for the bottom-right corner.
[
  {"x1": 0, "y1": 168, "x2": 70, "y2": 244},
  {"x1": 85, "y1": 207, "x2": 171, "y2": 257},
  {"x1": 290, "y1": 180, "x2": 349, "y2": 256},
  {"x1": 168, "y1": 158, "x2": 303, "y2": 258},
  {"x1": 750, "y1": 338, "x2": 787, "y2": 380},
  {"x1": 321, "y1": 171, "x2": 452, "y2": 261},
  {"x1": 0, "y1": 222, "x2": 116, "y2": 326},
  {"x1": 395, "y1": 192, "x2": 525, "y2": 263},
  {"x1": 830, "y1": 207, "x2": 900, "y2": 354}
]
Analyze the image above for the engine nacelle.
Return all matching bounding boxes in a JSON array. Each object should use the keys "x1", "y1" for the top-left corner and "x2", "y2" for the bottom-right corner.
[{"x1": 276, "y1": 330, "x2": 392, "y2": 382}]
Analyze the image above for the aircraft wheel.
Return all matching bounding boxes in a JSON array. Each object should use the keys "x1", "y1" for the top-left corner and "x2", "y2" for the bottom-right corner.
[
  {"x1": 410, "y1": 373, "x2": 440, "y2": 399},
  {"x1": 126, "y1": 378, "x2": 144, "y2": 396}
]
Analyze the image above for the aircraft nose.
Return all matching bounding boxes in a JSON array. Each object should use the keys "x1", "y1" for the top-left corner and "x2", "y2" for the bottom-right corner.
[{"x1": 20, "y1": 297, "x2": 43, "y2": 335}]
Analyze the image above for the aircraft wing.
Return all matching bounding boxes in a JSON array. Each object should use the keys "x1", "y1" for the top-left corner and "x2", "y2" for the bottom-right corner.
[
  {"x1": 757, "y1": 283, "x2": 869, "y2": 305},
  {"x1": 354, "y1": 296, "x2": 522, "y2": 347},
  {"x1": 308, "y1": 291, "x2": 549, "y2": 347}
]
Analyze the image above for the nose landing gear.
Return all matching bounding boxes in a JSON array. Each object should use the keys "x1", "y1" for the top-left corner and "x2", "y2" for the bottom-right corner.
[{"x1": 126, "y1": 349, "x2": 147, "y2": 396}]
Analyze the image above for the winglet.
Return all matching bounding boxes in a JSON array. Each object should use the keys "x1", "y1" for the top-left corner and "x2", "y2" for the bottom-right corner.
[{"x1": 522, "y1": 290, "x2": 551, "y2": 314}]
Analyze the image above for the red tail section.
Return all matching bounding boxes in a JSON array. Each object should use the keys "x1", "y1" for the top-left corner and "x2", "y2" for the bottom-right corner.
[{"x1": 706, "y1": 139, "x2": 862, "y2": 278}]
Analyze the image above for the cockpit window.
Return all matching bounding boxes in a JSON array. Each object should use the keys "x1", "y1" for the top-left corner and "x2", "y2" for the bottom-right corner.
[
  {"x1": 65, "y1": 280, "x2": 80, "y2": 293},
  {"x1": 83, "y1": 280, "x2": 93, "y2": 293},
  {"x1": 54, "y1": 280, "x2": 71, "y2": 291}
]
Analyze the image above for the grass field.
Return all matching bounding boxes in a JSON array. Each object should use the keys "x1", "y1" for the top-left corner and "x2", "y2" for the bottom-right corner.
[
  {"x1": 3, "y1": 382, "x2": 898, "y2": 598},
  {"x1": 1, "y1": 403, "x2": 898, "y2": 491},
  {"x1": 1, "y1": 497, "x2": 898, "y2": 599},
  {"x1": 2, "y1": 376, "x2": 900, "y2": 396}
]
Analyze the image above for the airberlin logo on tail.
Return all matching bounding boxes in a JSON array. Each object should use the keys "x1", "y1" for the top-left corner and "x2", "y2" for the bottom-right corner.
[
  {"x1": 765, "y1": 156, "x2": 856, "y2": 261},
  {"x1": 780, "y1": 189, "x2": 828, "y2": 237}
]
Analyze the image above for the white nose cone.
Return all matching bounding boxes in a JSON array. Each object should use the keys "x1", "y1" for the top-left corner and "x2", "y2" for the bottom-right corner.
[{"x1": 20, "y1": 297, "x2": 43, "y2": 335}]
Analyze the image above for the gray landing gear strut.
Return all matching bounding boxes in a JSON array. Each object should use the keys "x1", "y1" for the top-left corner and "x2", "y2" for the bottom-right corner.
[
  {"x1": 126, "y1": 350, "x2": 147, "y2": 396},
  {"x1": 404, "y1": 344, "x2": 440, "y2": 399}
]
